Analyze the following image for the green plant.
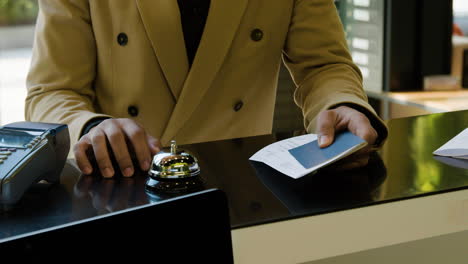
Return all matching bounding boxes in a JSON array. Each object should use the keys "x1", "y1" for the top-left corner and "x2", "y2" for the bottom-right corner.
[{"x1": 0, "y1": 0, "x2": 39, "y2": 26}]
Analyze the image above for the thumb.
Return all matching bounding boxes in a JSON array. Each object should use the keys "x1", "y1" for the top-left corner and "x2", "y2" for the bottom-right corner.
[
  {"x1": 147, "y1": 135, "x2": 162, "y2": 155},
  {"x1": 316, "y1": 110, "x2": 338, "y2": 148}
]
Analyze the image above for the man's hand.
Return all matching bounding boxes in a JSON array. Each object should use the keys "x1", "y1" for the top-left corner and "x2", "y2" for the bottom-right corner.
[
  {"x1": 316, "y1": 105, "x2": 378, "y2": 170},
  {"x1": 74, "y1": 118, "x2": 161, "y2": 178}
]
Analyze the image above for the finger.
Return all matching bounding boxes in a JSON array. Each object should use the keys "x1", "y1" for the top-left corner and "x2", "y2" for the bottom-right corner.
[
  {"x1": 147, "y1": 135, "x2": 162, "y2": 155},
  {"x1": 332, "y1": 106, "x2": 378, "y2": 145},
  {"x1": 73, "y1": 136, "x2": 93, "y2": 175},
  {"x1": 356, "y1": 126, "x2": 378, "y2": 146},
  {"x1": 349, "y1": 115, "x2": 378, "y2": 145},
  {"x1": 316, "y1": 110, "x2": 338, "y2": 148},
  {"x1": 120, "y1": 121, "x2": 152, "y2": 172},
  {"x1": 102, "y1": 123, "x2": 134, "y2": 177},
  {"x1": 90, "y1": 128, "x2": 115, "y2": 178}
]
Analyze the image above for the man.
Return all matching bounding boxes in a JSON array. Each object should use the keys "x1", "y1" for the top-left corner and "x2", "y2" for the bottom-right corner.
[{"x1": 26, "y1": 0, "x2": 387, "y2": 178}]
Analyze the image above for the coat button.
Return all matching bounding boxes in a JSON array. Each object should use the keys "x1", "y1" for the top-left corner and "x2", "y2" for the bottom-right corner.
[
  {"x1": 234, "y1": 101, "x2": 244, "y2": 112},
  {"x1": 128, "y1": 105, "x2": 139, "y2": 117},
  {"x1": 250, "y1": 28, "x2": 263, "y2": 41},
  {"x1": 117, "y1": 33, "x2": 128, "y2": 46}
]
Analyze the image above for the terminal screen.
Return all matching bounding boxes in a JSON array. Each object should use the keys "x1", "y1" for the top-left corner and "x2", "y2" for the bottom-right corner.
[{"x1": 0, "y1": 129, "x2": 34, "y2": 148}]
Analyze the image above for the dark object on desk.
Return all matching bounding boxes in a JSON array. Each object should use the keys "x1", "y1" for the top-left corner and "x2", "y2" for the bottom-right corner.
[
  {"x1": 0, "y1": 188, "x2": 233, "y2": 262},
  {"x1": 0, "y1": 122, "x2": 70, "y2": 205},
  {"x1": 251, "y1": 152, "x2": 387, "y2": 215},
  {"x1": 146, "y1": 140, "x2": 204, "y2": 194}
]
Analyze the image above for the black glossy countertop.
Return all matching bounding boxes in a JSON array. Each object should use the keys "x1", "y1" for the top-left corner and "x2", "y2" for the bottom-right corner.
[{"x1": 2, "y1": 110, "x2": 468, "y2": 240}]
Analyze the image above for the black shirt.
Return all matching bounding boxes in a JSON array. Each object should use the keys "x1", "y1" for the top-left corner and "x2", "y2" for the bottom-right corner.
[{"x1": 177, "y1": 0, "x2": 211, "y2": 67}]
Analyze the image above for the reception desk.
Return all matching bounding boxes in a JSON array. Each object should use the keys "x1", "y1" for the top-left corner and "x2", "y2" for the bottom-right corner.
[
  {"x1": 1, "y1": 110, "x2": 468, "y2": 263},
  {"x1": 368, "y1": 90, "x2": 468, "y2": 120}
]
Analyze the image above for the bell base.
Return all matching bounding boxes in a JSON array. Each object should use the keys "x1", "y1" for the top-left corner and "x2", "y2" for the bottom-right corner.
[{"x1": 145, "y1": 176, "x2": 205, "y2": 195}]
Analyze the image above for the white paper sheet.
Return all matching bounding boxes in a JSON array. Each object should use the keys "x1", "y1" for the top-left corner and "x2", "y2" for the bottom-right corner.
[
  {"x1": 249, "y1": 134, "x2": 318, "y2": 179},
  {"x1": 433, "y1": 128, "x2": 468, "y2": 159}
]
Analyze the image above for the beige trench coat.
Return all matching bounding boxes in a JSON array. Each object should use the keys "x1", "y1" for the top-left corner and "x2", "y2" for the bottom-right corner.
[{"x1": 26, "y1": 0, "x2": 385, "y2": 150}]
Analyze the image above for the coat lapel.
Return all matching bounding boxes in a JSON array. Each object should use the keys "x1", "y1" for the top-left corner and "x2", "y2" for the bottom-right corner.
[
  {"x1": 161, "y1": 0, "x2": 249, "y2": 144},
  {"x1": 135, "y1": 0, "x2": 188, "y2": 100}
]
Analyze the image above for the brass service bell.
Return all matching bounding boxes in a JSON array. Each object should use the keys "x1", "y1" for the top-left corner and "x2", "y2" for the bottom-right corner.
[{"x1": 145, "y1": 140, "x2": 203, "y2": 193}]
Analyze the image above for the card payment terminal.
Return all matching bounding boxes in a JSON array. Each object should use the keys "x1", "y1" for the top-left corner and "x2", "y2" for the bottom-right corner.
[{"x1": 0, "y1": 122, "x2": 70, "y2": 205}]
